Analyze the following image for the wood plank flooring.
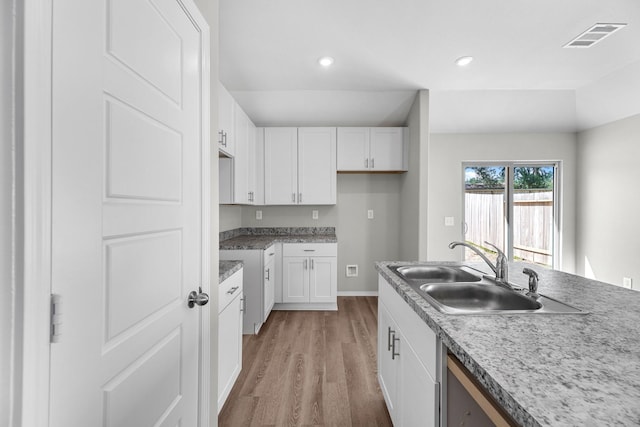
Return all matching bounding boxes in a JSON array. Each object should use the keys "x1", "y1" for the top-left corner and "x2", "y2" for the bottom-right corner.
[{"x1": 219, "y1": 296, "x2": 393, "y2": 427}]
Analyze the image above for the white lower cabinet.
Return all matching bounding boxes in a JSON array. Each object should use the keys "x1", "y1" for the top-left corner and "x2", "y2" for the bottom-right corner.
[
  {"x1": 279, "y1": 243, "x2": 337, "y2": 309},
  {"x1": 378, "y1": 274, "x2": 440, "y2": 426},
  {"x1": 220, "y1": 245, "x2": 276, "y2": 334},
  {"x1": 218, "y1": 269, "x2": 243, "y2": 413}
]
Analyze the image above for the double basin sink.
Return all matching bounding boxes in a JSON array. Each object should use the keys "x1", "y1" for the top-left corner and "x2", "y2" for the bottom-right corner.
[{"x1": 390, "y1": 265, "x2": 586, "y2": 315}]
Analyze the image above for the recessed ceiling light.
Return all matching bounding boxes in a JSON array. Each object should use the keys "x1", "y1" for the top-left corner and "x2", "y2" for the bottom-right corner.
[
  {"x1": 318, "y1": 56, "x2": 334, "y2": 67},
  {"x1": 455, "y1": 56, "x2": 474, "y2": 67}
]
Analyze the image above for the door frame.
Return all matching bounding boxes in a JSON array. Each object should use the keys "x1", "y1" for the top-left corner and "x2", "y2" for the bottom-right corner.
[{"x1": 20, "y1": 1, "x2": 211, "y2": 425}]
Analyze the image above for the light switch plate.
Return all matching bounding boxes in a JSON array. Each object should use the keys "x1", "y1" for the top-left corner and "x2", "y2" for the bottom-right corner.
[
  {"x1": 623, "y1": 277, "x2": 632, "y2": 289},
  {"x1": 256, "y1": 210, "x2": 262, "y2": 220},
  {"x1": 444, "y1": 216, "x2": 455, "y2": 226},
  {"x1": 312, "y1": 210, "x2": 319, "y2": 220},
  {"x1": 367, "y1": 210, "x2": 374, "y2": 219}
]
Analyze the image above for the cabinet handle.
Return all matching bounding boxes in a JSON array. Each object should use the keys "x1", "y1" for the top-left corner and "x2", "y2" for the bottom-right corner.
[
  {"x1": 365, "y1": 158, "x2": 368, "y2": 168},
  {"x1": 311, "y1": 259, "x2": 314, "y2": 269},
  {"x1": 371, "y1": 158, "x2": 375, "y2": 169},
  {"x1": 299, "y1": 193, "x2": 302, "y2": 203},
  {"x1": 292, "y1": 193, "x2": 296, "y2": 203},
  {"x1": 218, "y1": 130, "x2": 224, "y2": 145},
  {"x1": 303, "y1": 249, "x2": 315, "y2": 252},
  {"x1": 265, "y1": 268, "x2": 270, "y2": 281},
  {"x1": 222, "y1": 131, "x2": 228, "y2": 147},
  {"x1": 226, "y1": 286, "x2": 239, "y2": 295},
  {"x1": 391, "y1": 335, "x2": 400, "y2": 360},
  {"x1": 304, "y1": 259, "x2": 308, "y2": 270},
  {"x1": 240, "y1": 296, "x2": 246, "y2": 313},
  {"x1": 387, "y1": 327, "x2": 394, "y2": 351}
]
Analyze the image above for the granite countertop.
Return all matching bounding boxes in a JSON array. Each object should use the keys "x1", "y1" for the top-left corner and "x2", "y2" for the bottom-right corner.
[
  {"x1": 219, "y1": 227, "x2": 337, "y2": 250},
  {"x1": 375, "y1": 261, "x2": 640, "y2": 427},
  {"x1": 219, "y1": 260, "x2": 243, "y2": 283}
]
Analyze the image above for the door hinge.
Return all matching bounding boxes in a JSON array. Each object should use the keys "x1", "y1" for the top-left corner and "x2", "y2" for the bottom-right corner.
[{"x1": 50, "y1": 294, "x2": 62, "y2": 343}]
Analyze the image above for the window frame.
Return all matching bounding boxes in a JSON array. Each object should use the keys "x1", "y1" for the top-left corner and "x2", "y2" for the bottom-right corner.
[{"x1": 461, "y1": 161, "x2": 562, "y2": 269}]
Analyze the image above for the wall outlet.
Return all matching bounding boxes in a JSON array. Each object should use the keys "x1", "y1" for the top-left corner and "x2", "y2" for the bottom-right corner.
[
  {"x1": 622, "y1": 277, "x2": 632, "y2": 289},
  {"x1": 346, "y1": 265, "x2": 358, "y2": 277},
  {"x1": 367, "y1": 210, "x2": 374, "y2": 219},
  {"x1": 312, "y1": 210, "x2": 319, "y2": 220},
  {"x1": 444, "y1": 216, "x2": 455, "y2": 227},
  {"x1": 256, "y1": 210, "x2": 262, "y2": 220}
]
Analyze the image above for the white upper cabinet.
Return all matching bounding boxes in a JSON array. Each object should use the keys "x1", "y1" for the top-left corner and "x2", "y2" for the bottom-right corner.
[
  {"x1": 233, "y1": 106, "x2": 250, "y2": 204},
  {"x1": 337, "y1": 127, "x2": 407, "y2": 172},
  {"x1": 336, "y1": 127, "x2": 370, "y2": 170},
  {"x1": 264, "y1": 127, "x2": 298, "y2": 205},
  {"x1": 264, "y1": 127, "x2": 337, "y2": 205},
  {"x1": 298, "y1": 127, "x2": 337, "y2": 205},
  {"x1": 218, "y1": 82, "x2": 235, "y2": 157}
]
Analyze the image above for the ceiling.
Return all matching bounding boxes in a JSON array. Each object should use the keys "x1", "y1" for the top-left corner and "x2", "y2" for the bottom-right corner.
[{"x1": 219, "y1": 0, "x2": 640, "y2": 132}]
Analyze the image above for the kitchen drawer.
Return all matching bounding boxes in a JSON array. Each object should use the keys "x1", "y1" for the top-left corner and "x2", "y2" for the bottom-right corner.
[
  {"x1": 263, "y1": 244, "x2": 276, "y2": 264},
  {"x1": 219, "y1": 269, "x2": 243, "y2": 314},
  {"x1": 282, "y1": 243, "x2": 337, "y2": 257}
]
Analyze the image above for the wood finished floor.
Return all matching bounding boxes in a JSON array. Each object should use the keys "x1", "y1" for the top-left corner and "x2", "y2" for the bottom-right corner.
[{"x1": 218, "y1": 296, "x2": 393, "y2": 427}]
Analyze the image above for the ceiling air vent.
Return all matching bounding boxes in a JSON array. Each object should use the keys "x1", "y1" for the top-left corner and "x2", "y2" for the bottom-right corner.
[{"x1": 564, "y1": 23, "x2": 627, "y2": 48}]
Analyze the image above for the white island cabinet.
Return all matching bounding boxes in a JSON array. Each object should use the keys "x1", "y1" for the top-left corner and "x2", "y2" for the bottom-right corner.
[
  {"x1": 218, "y1": 268, "x2": 243, "y2": 413},
  {"x1": 378, "y1": 274, "x2": 440, "y2": 426}
]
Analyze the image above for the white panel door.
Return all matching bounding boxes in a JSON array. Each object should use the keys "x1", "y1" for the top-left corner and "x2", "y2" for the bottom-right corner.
[
  {"x1": 370, "y1": 127, "x2": 405, "y2": 171},
  {"x1": 264, "y1": 127, "x2": 298, "y2": 204},
  {"x1": 50, "y1": 0, "x2": 207, "y2": 426},
  {"x1": 309, "y1": 257, "x2": 337, "y2": 303},
  {"x1": 282, "y1": 256, "x2": 309, "y2": 303},
  {"x1": 337, "y1": 127, "x2": 370, "y2": 171},
  {"x1": 298, "y1": 127, "x2": 337, "y2": 204}
]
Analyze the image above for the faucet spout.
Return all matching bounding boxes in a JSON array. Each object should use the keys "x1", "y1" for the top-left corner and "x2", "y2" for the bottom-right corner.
[{"x1": 449, "y1": 241, "x2": 509, "y2": 285}]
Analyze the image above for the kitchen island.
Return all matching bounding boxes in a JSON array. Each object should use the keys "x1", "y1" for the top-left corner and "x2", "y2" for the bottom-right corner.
[{"x1": 375, "y1": 261, "x2": 640, "y2": 427}]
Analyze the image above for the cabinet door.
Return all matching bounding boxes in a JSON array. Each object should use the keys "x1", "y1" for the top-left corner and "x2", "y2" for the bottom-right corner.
[
  {"x1": 246, "y1": 120, "x2": 256, "y2": 204},
  {"x1": 298, "y1": 127, "x2": 336, "y2": 204},
  {"x1": 378, "y1": 301, "x2": 400, "y2": 425},
  {"x1": 337, "y1": 127, "x2": 370, "y2": 171},
  {"x1": 282, "y1": 256, "x2": 309, "y2": 303},
  {"x1": 264, "y1": 128, "x2": 298, "y2": 205},
  {"x1": 309, "y1": 256, "x2": 337, "y2": 303},
  {"x1": 398, "y1": 330, "x2": 439, "y2": 427},
  {"x1": 218, "y1": 293, "x2": 242, "y2": 413},
  {"x1": 233, "y1": 106, "x2": 249, "y2": 204},
  {"x1": 264, "y1": 259, "x2": 275, "y2": 321},
  {"x1": 370, "y1": 127, "x2": 405, "y2": 171},
  {"x1": 218, "y1": 82, "x2": 235, "y2": 156}
]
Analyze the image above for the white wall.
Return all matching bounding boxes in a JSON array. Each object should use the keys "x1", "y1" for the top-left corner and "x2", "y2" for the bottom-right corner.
[
  {"x1": 226, "y1": 174, "x2": 403, "y2": 293},
  {"x1": 427, "y1": 133, "x2": 577, "y2": 273},
  {"x1": 2, "y1": 0, "x2": 17, "y2": 424},
  {"x1": 399, "y1": 90, "x2": 429, "y2": 260},
  {"x1": 219, "y1": 205, "x2": 242, "y2": 232},
  {"x1": 576, "y1": 114, "x2": 640, "y2": 288}
]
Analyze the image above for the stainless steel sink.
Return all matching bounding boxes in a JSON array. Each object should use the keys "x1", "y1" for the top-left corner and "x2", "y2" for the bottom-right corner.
[
  {"x1": 389, "y1": 264, "x2": 587, "y2": 315},
  {"x1": 420, "y1": 283, "x2": 541, "y2": 313},
  {"x1": 391, "y1": 265, "x2": 483, "y2": 283}
]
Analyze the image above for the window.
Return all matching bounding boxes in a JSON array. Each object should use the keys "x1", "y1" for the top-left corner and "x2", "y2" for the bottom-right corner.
[{"x1": 463, "y1": 163, "x2": 560, "y2": 268}]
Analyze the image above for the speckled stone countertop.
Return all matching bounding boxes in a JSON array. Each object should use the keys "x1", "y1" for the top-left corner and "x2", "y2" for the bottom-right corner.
[
  {"x1": 219, "y1": 260, "x2": 243, "y2": 283},
  {"x1": 375, "y1": 261, "x2": 640, "y2": 427},
  {"x1": 219, "y1": 227, "x2": 337, "y2": 250}
]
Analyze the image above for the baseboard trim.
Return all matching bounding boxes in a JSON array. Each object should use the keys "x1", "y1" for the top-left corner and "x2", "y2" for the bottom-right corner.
[
  {"x1": 337, "y1": 291, "x2": 378, "y2": 296},
  {"x1": 273, "y1": 302, "x2": 338, "y2": 311}
]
